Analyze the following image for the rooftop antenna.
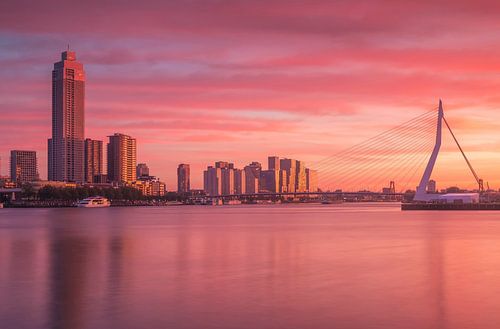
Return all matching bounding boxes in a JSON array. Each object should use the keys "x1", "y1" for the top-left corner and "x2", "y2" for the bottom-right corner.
[{"x1": 67, "y1": 44, "x2": 70, "y2": 51}]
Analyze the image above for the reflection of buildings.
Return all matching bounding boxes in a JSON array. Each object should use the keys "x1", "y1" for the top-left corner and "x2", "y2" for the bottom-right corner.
[
  {"x1": 49, "y1": 221, "x2": 93, "y2": 329},
  {"x1": 46, "y1": 211, "x2": 130, "y2": 329}
]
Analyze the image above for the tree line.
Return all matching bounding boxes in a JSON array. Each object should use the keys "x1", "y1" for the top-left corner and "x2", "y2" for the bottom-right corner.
[{"x1": 18, "y1": 184, "x2": 189, "y2": 202}]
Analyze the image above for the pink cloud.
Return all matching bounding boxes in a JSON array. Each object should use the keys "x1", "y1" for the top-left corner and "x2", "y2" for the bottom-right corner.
[{"x1": 2, "y1": 0, "x2": 500, "y2": 189}]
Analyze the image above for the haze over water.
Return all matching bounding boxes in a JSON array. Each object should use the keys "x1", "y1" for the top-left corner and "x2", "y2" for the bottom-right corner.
[{"x1": 1, "y1": 204, "x2": 500, "y2": 329}]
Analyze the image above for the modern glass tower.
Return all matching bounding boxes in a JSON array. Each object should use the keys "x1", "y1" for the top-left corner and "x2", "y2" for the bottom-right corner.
[{"x1": 48, "y1": 50, "x2": 85, "y2": 183}]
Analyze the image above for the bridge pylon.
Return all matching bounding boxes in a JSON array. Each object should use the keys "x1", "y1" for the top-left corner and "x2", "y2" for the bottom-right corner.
[
  {"x1": 414, "y1": 100, "x2": 443, "y2": 202},
  {"x1": 414, "y1": 100, "x2": 484, "y2": 202}
]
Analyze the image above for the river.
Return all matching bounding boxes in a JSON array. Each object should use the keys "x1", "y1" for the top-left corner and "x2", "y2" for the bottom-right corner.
[{"x1": 1, "y1": 203, "x2": 500, "y2": 329}]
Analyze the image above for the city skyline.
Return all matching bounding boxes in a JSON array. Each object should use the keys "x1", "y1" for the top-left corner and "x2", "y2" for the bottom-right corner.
[{"x1": 2, "y1": 1, "x2": 500, "y2": 189}]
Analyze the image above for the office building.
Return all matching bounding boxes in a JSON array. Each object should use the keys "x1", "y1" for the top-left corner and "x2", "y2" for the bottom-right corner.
[
  {"x1": 84, "y1": 139, "x2": 103, "y2": 183},
  {"x1": 177, "y1": 164, "x2": 190, "y2": 193},
  {"x1": 107, "y1": 133, "x2": 137, "y2": 183},
  {"x1": 48, "y1": 50, "x2": 85, "y2": 183},
  {"x1": 10, "y1": 150, "x2": 38, "y2": 184}
]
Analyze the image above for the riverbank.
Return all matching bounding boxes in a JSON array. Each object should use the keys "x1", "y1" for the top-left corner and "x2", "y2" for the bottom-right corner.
[{"x1": 3, "y1": 200, "x2": 175, "y2": 208}]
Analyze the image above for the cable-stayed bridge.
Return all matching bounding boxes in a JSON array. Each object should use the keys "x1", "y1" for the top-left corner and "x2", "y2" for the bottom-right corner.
[{"x1": 202, "y1": 100, "x2": 484, "y2": 202}]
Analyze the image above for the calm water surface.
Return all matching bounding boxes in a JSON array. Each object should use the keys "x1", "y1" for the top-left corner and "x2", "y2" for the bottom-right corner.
[{"x1": 1, "y1": 204, "x2": 500, "y2": 329}]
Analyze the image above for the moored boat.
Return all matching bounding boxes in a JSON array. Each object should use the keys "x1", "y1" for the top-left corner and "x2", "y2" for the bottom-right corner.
[{"x1": 76, "y1": 196, "x2": 111, "y2": 208}]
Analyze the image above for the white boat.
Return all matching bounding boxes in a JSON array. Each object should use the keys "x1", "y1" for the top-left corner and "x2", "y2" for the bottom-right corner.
[{"x1": 76, "y1": 196, "x2": 111, "y2": 208}]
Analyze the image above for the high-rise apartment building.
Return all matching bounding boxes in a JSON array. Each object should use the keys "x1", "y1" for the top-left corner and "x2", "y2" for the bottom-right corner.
[
  {"x1": 244, "y1": 162, "x2": 261, "y2": 194},
  {"x1": 107, "y1": 133, "x2": 137, "y2": 183},
  {"x1": 221, "y1": 167, "x2": 235, "y2": 195},
  {"x1": 296, "y1": 160, "x2": 307, "y2": 192},
  {"x1": 234, "y1": 169, "x2": 246, "y2": 194},
  {"x1": 177, "y1": 164, "x2": 190, "y2": 193},
  {"x1": 280, "y1": 158, "x2": 296, "y2": 192},
  {"x1": 260, "y1": 170, "x2": 279, "y2": 193},
  {"x1": 268, "y1": 156, "x2": 280, "y2": 171},
  {"x1": 306, "y1": 168, "x2": 318, "y2": 192},
  {"x1": 136, "y1": 163, "x2": 150, "y2": 178},
  {"x1": 203, "y1": 166, "x2": 222, "y2": 196},
  {"x1": 48, "y1": 50, "x2": 85, "y2": 183},
  {"x1": 10, "y1": 150, "x2": 38, "y2": 184},
  {"x1": 84, "y1": 139, "x2": 103, "y2": 183}
]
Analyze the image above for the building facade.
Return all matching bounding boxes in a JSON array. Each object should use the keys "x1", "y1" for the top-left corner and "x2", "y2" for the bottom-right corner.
[
  {"x1": 10, "y1": 150, "x2": 38, "y2": 184},
  {"x1": 280, "y1": 158, "x2": 296, "y2": 192},
  {"x1": 295, "y1": 160, "x2": 307, "y2": 193},
  {"x1": 260, "y1": 169, "x2": 279, "y2": 193},
  {"x1": 136, "y1": 163, "x2": 149, "y2": 179},
  {"x1": 177, "y1": 164, "x2": 190, "y2": 193},
  {"x1": 84, "y1": 139, "x2": 103, "y2": 183},
  {"x1": 306, "y1": 168, "x2": 318, "y2": 192},
  {"x1": 268, "y1": 156, "x2": 280, "y2": 171},
  {"x1": 131, "y1": 178, "x2": 166, "y2": 197},
  {"x1": 203, "y1": 166, "x2": 222, "y2": 196},
  {"x1": 234, "y1": 169, "x2": 246, "y2": 194},
  {"x1": 107, "y1": 133, "x2": 137, "y2": 183},
  {"x1": 244, "y1": 162, "x2": 261, "y2": 194},
  {"x1": 48, "y1": 50, "x2": 85, "y2": 183}
]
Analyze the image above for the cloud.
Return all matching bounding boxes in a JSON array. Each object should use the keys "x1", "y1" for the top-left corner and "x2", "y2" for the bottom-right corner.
[{"x1": 2, "y1": 0, "x2": 500, "y2": 188}]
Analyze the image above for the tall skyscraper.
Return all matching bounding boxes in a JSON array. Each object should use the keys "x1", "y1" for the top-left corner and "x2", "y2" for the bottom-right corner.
[
  {"x1": 10, "y1": 150, "x2": 38, "y2": 184},
  {"x1": 48, "y1": 50, "x2": 85, "y2": 183},
  {"x1": 84, "y1": 139, "x2": 103, "y2": 183},
  {"x1": 107, "y1": 133, "x2": 137, "y2": 183},
  {"x1": 177, "y1": 164, "x2": 190, "y2": 193}
]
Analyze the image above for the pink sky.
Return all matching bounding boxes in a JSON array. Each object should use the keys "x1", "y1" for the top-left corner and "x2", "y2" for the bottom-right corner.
[{"x1": 1, "y1": 0, "x2": 500, "y2": 190}]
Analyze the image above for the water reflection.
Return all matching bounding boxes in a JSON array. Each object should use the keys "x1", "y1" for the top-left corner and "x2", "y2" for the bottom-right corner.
[{"x1": 2, "y1": 206, "x2": 500, "y2": 329}]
